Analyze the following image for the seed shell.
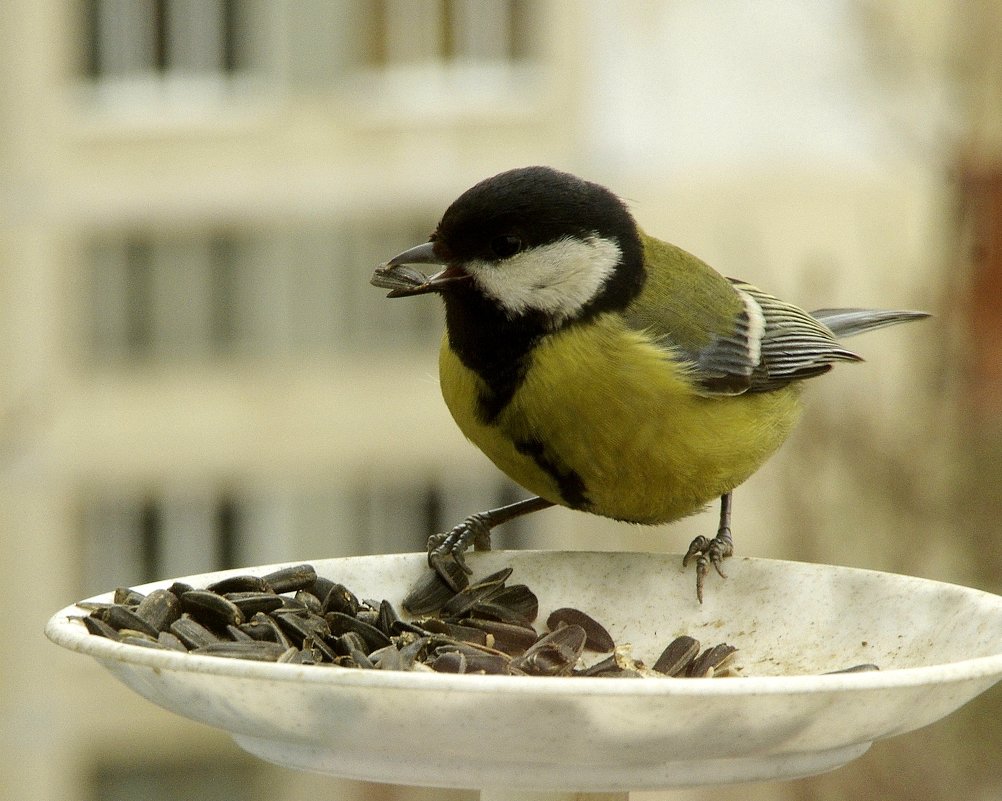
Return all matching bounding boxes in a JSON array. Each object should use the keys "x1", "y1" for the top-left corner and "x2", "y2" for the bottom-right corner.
[
  {"x1": 114, "y1": 587, "x2": 146, "y2": 605},
  {"x1": 157, "y1": 631, "x2": 189, "y2": 652},
  {"x1": 191, "y1": 641, "x2": 290, "y2": 662},
  {"x1": 206, "y1": 574, "x2": 270, "y2": 594},
  {"x1": 169, "y1": 615, "x2": 220, "y2": 649},
  {"x1": 325, "y1": 611, "x2": 391, "y2": 652},
  {"x1": 687, "y1": 643, "x2": 738, "y2": 678},
  {"x1": 262, "y1": 564, "x2": 317, "y2": 594},
  {"x1": 653, "y1": 636, "x2": 701, "y2": 677},
  {"x1": 81, "y1": 615, "x2": 122, "y2": 641},
  {"x1": 824, "y1": 663, "x2": 880, "y2": 674},
  {"x1": 272, "y1": 609, "x2": 331, "y2": 646},
  {"x1": 180, "y1": 590, "x2": 244, "y2": 629},
  {"x1": 546, "y1": 608, "x2": 615, "y2": 652},
  {"x1": 512, "y1": 625, "x2": 587, "y2": 677},
  {"x1": 487, "y1": 584, "x2": 539, "y2": 623},
  {"x1": 402, "y1": 561, "x2": 470, "y2": 615},
  {"x1": 321, "y1": 583, "x2": 361, "y2": 616},
  {"x1": 135, "y1": 588, "x2": 182, "y2": 632},
  {"x1": 460, "y1": 618, "x2": 537, "y2": 656},
  {"x1": 104, "y1": 605, "x2": 159, "y2": 638},
  {"x1": 225, "y1": 592, "x2": 285, "y2": 617}
]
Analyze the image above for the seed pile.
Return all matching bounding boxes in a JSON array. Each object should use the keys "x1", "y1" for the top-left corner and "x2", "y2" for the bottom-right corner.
[{"x1": 74, "y1": 562, "x2": 740, "y2": 677}]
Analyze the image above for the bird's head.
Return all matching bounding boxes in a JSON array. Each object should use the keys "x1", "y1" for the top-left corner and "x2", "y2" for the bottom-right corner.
[{"x1": 373, "y1": 166, "x2": 645, "y2": 328}]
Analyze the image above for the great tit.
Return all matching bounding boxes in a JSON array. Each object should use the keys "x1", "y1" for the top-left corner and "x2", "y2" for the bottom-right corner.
[{"x1": 371, "y1": 166, "x2": 928, "y2": 602}]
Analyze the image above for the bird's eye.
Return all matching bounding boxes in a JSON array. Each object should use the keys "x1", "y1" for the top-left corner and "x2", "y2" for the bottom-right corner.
[{"x1": 489, "y1": 235, "x2": 523, "y2": 259}]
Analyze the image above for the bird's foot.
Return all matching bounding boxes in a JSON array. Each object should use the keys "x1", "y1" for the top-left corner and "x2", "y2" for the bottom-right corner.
[
  {"x1": 427, "y1": 513, "x2": 494, "y2": 591},
  {"x1": 682, "y1": 527, "x2": 733, "y2": 604}
]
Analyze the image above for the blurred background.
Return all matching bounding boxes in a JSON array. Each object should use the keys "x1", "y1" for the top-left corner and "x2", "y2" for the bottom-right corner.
[{"x1": 2, "y1": 1, "x2": 1000, "y2": 799}]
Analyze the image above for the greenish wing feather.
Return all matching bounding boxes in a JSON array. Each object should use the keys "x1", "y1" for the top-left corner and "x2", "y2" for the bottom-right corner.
[
  {"x1": 626, "y1": 238, "x2": 760, "y2": 395},
  {"x1": 623, "y1": 235, "x2": 862, "y2": 396},
  {"x1": 731, "y1": 280, "x2": 861, "y2": 393}
]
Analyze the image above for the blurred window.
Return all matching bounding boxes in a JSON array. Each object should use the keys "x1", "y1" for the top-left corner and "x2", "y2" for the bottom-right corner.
[
  {"x1": 76, "y1": 477, "x2": 522, "y2": 596},
  {"x1": 78, "y1": 1, "x2": 536, "y2": 90},
  {"x1": 81, "y1": 0, "x2": 247, "y2": 80},
  {"x1": 367, "y1": 0, "x2": 533, "y2": 66},
  {"x1": 84, "y1": 221, "x2": 438, "y2": 362},
  {"x1": 79, "y1": 491, "x2": 245, "y2": 595}
]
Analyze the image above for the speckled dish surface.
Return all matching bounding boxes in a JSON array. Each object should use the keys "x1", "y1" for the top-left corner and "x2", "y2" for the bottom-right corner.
[{"x1": 46, "y1": 551, "x2": 1002, "y2": 791}]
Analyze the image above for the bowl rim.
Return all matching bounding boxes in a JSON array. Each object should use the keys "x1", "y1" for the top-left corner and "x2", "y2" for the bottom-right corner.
[{"x1": 45, "y1": 552, "x2": 1002, "y2": 698}]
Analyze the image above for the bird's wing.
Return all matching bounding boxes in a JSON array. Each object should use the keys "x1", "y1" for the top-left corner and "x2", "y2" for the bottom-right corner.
[
  {"x1": 726, "y1": 280, "x2": 861, "y2": 394},
  {"x1": 637, "y1": 280, "x2": 860, "y2": 396},
  {"x1": 623, "y1": 237, "x2": 861, "y2": 396}
]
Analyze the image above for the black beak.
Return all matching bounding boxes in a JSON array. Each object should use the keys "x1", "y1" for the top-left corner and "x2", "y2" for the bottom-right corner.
[{"x1": 370, "y1": 242, "x2": 470, "y2": 297}]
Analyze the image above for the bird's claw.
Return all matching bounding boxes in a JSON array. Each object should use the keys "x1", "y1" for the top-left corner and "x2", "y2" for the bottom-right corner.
[
  {"x1": 683, "y1": 528, "x2": 734, "y2": 604},
  {"x1": 426, "y1": 513, "x2": 494, "y2": 591}
]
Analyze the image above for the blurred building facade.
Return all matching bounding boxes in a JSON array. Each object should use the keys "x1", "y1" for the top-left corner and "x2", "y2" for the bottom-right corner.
[{"x1": 1, "y1": 2, "x2": 997, "y2": 801}]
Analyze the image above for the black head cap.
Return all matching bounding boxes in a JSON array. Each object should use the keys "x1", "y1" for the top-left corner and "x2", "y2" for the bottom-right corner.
[{"x1": 432, "y1": 166, "x2": 645, "y2": 313}]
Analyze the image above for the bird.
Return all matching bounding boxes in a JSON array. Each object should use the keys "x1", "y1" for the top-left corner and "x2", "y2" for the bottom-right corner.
[{"x1": 370, "y1": 166, "x2": 928, "y2": 602}]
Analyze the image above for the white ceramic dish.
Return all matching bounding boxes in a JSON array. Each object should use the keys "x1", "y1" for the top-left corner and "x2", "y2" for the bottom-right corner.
[{"x1": 46, "y1": 551, "x2": 1002, "y2": 792}]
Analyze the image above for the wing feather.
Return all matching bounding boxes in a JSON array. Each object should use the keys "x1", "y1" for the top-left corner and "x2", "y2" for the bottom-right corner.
[
  {"x1": 627, "y1": 274, "x2": 863, "y2": 396},
  {"x1": 622, "y1": 236, "x2": 901, "y2": 396}
]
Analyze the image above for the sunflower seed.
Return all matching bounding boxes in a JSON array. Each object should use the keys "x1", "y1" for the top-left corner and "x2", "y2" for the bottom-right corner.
[
  {"x1": 121, "y1": 635, "x2": 167, "y2": 649},
  {"x1": 688, "y1": 643, "x2": 738, "y2": 678},
  {"x1": 574, "y1": 654, "x2": 622, "y2": 677},
  {"x1": 325, "y1": 612, "x2": 391, "y2": 652},
  {"x1": 349, "y1": 648, "x2": 375, "y2": 669},
  {"x1": 135, "y1": 589, "x2": 182, "y2": 632},
  {"x1": 653, "y1": 636, "x2": 701, "y2": 677},
  {"x1": 415, "y1": 618, "x2": 489, "y2": 647},
  {"x1": 824, "y1": 663, "x2": 880, "y2": 674},
  {"x1": 157, "y1": 631, "x2": 189, "y2": 652},
  {"x1": 114, "y1": 587, "x2": 146, "y2": 605},
  {"x1": 272, "y1": 609, "x2": 330, "y2": 646},
  {"x1": 460, "y1": 618, "x2": 537, "y2": 656},
  {"x1": 488, "y1": 584, "x2": 539, "y2": 623},
  {"x1": 262, "y1": 564, "x2": 317, "y2": 594},
  {"x1": 546, "y1": 608, "x2": 615, "y2": 652},
  {"x1": 180, "y1": 590, "x2": 244, "y2": 629},
  {"x1": 311, "y1": 575, "x2": 336, "y2": 603},
  {"x1": 80, "y1": 615, "x2": 122, "y2": 640},
  {"x1": 225, "y1": 592, "x2": 284, "y2": 617},
  {"x1": 334, "y1": 631, "x2": 369, "y2": 656},
  {"x1": 169, "y1": 615, "x2": 219, "y2": 649},
  {"x1": 104, "y1": 605, "x2": 159, "y2": 638},
  {"x1": 512, "y1": 625, "x2": 587, "y2": 676},
  {"x1": 370, "y1": 262, "x2": 431, "y2": 292},
  {"x1": 191, "y1": 641, "x2": 290, "y2": 661},
  {"x1": 428, "y1": 650, "x2": 467, "y2": 673},
  {"x1": 226, "y1": 624, "x2": 254, "y2": 642},
  {"x1": 321, "y1": 583, "x2": 361, "y2": 616},
  {"x1": 401, "y1": 560, "x2": 470, "y2": 615},
  {"x1": 206, "y1": 574, "x2": 270, "y2": 594}
]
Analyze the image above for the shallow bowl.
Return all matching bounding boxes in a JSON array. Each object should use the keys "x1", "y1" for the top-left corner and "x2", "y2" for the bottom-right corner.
[{"x1": 45, "y1": 551, "x2": 1002, "y2": 791}]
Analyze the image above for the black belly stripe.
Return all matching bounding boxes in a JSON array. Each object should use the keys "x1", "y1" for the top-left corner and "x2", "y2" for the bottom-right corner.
[
  {"x1": 476, "y1": 363, "x2": 529, "y2": 424},
  {"x1": 443, "y1": 287, "x2": 555, "y2": 424},
  {"x1": 514, "y1": 438, "x2": 591, "y2": 510}
]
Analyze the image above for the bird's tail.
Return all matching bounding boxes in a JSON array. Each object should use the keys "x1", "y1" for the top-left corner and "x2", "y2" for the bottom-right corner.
[{"x1": 810, "y1": 308, "x2": 929, "y2": 339}]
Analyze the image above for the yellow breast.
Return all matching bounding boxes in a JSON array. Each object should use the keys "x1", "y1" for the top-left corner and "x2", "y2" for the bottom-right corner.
[{"x1": 439, "y1": 316, "x2": 802, "y2": 524}]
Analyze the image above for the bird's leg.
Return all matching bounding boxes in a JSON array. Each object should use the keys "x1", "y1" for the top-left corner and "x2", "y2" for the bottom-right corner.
[
  {"x1": 682, "y1": 492, "x2": 735, "y2": 603},
  {"x1": 427, "y1": 496, "x2": 555, "y2": 590}
]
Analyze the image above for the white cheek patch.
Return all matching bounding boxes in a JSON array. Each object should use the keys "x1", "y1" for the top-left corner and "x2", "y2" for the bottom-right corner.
[{"x1": 466, "y1": 235, "x2": 622, "y2": 323}]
